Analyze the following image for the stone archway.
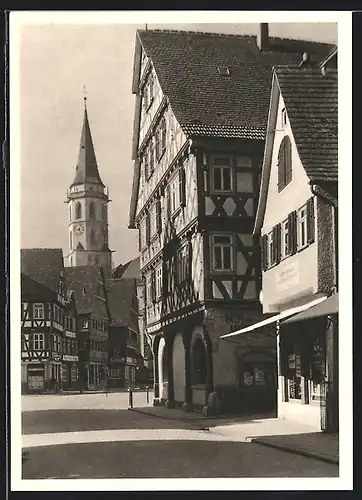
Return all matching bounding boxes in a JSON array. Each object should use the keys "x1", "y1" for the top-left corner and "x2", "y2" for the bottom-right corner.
[
  {"x1": 191, "y1": 337, "x2": 207, "y2": 385},
  {"x1": 158, "y1": 337, "x2": 168, "y2": 402}
]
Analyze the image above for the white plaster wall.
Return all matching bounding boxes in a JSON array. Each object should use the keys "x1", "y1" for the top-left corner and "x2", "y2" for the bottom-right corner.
[
  {"x1": 172, "y1": 333, "x2": 186, "y2": 403},
  {"x1": 262, "y1": 93, "x2": 318, "y2": 312}
]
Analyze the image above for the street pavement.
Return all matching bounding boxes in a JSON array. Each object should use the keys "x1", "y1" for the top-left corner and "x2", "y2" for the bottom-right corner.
[{"x1": 21, "y1": 393, "x2": 339, "y2": 479}]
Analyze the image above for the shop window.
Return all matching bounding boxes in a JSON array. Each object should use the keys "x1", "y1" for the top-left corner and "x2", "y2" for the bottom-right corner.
[
  {"x1": 241, "y1": 363, "x2": 274, "y2": 387},
  {"x1": 308, "y1": 333, "x2": 326, "y2": 402},
  {"x1": 285, "y1": 351, "x2": 302, "y2": 400},
  {"x1": 211, "y1": 234, "x2": 233, "y2": 272}
]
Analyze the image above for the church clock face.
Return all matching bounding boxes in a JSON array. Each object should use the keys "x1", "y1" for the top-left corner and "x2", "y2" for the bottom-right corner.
[{"x1": 73, "y1": 223, "x2": 84, "y2": 236}]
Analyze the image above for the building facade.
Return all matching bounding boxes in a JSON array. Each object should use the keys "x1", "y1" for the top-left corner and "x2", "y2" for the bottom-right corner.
[
  {"x1": 106, "y1": 278, "x2": 140, "y2": 389},
  {"x1": 65, "y1": 266, "x2": 110, "y2": 391},
  {"x1": 252, "y1": 60, "x2": 338, "y2": 431},
  {"x1": 129, "y1": 28, "x2": 333, "y2": 413},
  {"x1": 21, "y1": 249, "x2": 80, "y2": 393}
]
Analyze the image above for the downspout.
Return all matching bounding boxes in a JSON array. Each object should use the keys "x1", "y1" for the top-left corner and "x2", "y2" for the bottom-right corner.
[{"x1": 310, "y1": 183, "x2": 338, "y2": 293}]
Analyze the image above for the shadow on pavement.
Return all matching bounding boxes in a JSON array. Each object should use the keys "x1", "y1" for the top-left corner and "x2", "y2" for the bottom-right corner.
[{"x1": 250, "y1": 431, "x2": 339, "y2": 465}]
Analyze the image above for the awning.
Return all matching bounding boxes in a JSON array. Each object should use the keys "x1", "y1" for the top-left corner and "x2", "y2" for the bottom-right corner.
[
  {"x1": 220, "y1": 296, "x2": 328, "y2": 339},
  {"x1": 282, "y1": 293, "x2": 338, "y2": 325}
]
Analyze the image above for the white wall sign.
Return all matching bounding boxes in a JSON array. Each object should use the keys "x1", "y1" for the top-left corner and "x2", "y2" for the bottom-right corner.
[{"x1": 275, "y1": 261, "x2": 299, "y2": 291}]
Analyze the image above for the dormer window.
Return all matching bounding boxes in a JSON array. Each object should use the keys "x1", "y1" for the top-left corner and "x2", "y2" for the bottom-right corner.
[
  {"x1": 277, "y1": 136, "x2": 292, "y2": 192},
  {"x1": 218, "y1": 66, "x2": 230, "y2": 76}
]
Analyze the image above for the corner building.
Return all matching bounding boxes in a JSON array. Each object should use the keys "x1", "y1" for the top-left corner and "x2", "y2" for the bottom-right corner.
[{"x1": 129, "y1": 28, "x2": 333, "y2": 413}]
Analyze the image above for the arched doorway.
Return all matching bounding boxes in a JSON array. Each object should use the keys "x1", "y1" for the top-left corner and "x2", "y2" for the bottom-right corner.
[{"x1": 158, "y1": 338, "x2": 168, "y2": 402}]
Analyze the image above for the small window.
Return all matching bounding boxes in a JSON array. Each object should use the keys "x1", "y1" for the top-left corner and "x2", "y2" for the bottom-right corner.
[
  {"x1": 89, "y1": 202, "x2": 95, "y2": 220},
  {"x1": 211, "y1": 159, "x2": 233, "y2": 192},
  {"x1": 33, "y1": 303, "x2": 44, "y2": 319},
  {"x1": 33, "y1": 333, "x2": 44, "y2": 350},
  {"x1": 281, "y1": 107, "x2": 287, "y2": 127},
  {"x1": 217, "y1": 66, "x2": 230, "y2": 76},
  {"x1": 177, "y1": 244, "x2": 190, "y2": 284},
  {"x1": 155, "y1": 265, "x2": 163, "y2": 298},
  {"x1": 298, "y1": 205, "x2": 308, "y2": 249},
  {"x1": 170, "y1": 175, "x2": 180, "y2": 213},
  {"x1": 278, "y1": 136, "x2": 292, "y2": 192},
  {"x1": 212, "y1": 234, "x2": 233, "y2": 271},
  {"x1": 75, "y1": 202, "x2": 82, "y2": 219}
]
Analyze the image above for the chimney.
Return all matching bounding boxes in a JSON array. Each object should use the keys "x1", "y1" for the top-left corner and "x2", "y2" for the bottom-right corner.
[{"x1": 257, "y1": 23, "x2": 269, "y2": 51}]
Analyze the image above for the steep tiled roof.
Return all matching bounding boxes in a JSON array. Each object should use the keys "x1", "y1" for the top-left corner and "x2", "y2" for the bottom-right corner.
[
  {"x1": 275, "y1": 67, "x2": 338, "y2": 182},
  {"x1": 21, "y1": 273, "x2": 55, "y2": 301},
  {"x1": 106, "y1": 278, "x2": 137, "y2": 327},
  {"x1": 113, "y1": 257, "x2": 141, "y2": 280},
  {"x1": 64, "y1": 266, "x2": 109, "y2": 317},
  {"x1": 71, "y1": 101, "x2": 104, "y2": 187},
  {"x1": 137, "y1": 30, "x2": 334, "y2": 140},
  {"x1": 21, "y1": 248, "x2": 64, "y2": 293}
]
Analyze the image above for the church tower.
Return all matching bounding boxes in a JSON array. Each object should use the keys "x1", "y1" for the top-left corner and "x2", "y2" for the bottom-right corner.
[{"x1": 67, "y1": 97, "x2": 112, "y2": 278}]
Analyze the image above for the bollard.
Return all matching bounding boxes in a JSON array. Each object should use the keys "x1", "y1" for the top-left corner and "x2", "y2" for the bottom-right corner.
[
  {"x1": 146, "y1": 386, "x2": 149, "y2": 404},
  {"x1": 128, "y1": 388, "x2": 133, "y2": 408}
]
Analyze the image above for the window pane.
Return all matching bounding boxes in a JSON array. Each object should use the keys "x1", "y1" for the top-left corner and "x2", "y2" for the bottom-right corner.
[
  {"x1": 214, "y1": 247, "x2": 222, "y2": 269},
  {"x1": 223, "y1": 247, "x2": 231, "y2": 269},
  {"x1": 214, "y1": 235, "x2": 231, "y2": 245},
  {"x1": 213, "y1": 168, "x2": 222, "y2": 190},
  {"x1": 223, "y1": 168, "x2": 231, "y2": 190}
]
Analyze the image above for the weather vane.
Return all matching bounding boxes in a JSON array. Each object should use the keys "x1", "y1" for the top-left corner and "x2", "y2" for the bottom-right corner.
[{"x1": 82, "y1": 85, "x2": 87, "y2": 105}]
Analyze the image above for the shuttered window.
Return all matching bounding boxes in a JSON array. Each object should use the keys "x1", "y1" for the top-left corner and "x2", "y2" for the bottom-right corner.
[
  {"x1": 145, "y1": 213, "x2": 151, "y2": 245},
  {"x1": 261, "y1": 234, "x2": 268, "y2": 271},
  {"x1": 306, "y1": 197, "x2": 315, "y2": 244},
  {"x1": 179, "y1": 167, "x2": 186, "y2": 207},
  {"x1": 287, "y1": 211, "x2": 298, "y2": 255},
  {"x1": 272, "y1": 224, "x2": 281, "y2": 265},
  {"x1": 156, "y1": 199, "x2": 162, "y2": 234},
  {"x1": 278, "y1": 136, "x2": 292, "y2": 192}
]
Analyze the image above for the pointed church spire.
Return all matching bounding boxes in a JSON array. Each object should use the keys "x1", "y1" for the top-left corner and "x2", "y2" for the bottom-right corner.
[{"x1": 71, "y1": 95, "x2": 104, "y2": 187}]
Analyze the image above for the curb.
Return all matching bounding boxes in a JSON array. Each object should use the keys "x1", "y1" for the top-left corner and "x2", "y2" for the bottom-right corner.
[
  {"x1": 251, "y1": 438, "x2": 339, "y2": 465},
  {"x1": 128, "y1": 408, "x2": 210, "y2": 430}
]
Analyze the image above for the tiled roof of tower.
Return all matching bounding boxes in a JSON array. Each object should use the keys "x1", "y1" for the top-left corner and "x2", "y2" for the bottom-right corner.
[
  {"x1": 107, "y1": 278, "x2": 137, "y2": 327},
  {"x1": 21, "y1": 273, "x2": 55, "y2": 301},
  {"x1": 113, "y1": 257, "x2": 141, "y2": 280},
  {"x1": 64, "y1": 266, "x2": 109, "y2": 317},
  {"x1": 71, "y1": 101, "x2": 105, "y2": 187},
  {"x1": 275, "y1": 66, "x2": 338, "y2": 182},
  {"x1": 21, "y1": 248, "x2": 64, "y2": 292},
  {"x1": 136, "y1": 29, "x2": 334, "y2": 141}
]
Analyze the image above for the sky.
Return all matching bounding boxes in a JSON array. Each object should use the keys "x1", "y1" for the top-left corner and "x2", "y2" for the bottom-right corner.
[{"x1": 18, "y1": 15, "x2": 338, "y2": 268}]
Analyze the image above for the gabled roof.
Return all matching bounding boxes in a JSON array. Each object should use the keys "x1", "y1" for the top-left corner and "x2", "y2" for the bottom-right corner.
[
  {"x1": 71, "y1": 100, "x2": 105, "y2": 187},
  {"x1": 64, "y1": 265, "x2": 109, "y2": 317},
  {"x1": 106, "y1": 278, "x2": 137, "y2": 327},
  {"x1": 21, "y1": 248, "x2": 64, "y2": 293},
  {"x1": 254, "y1": 65, "x2": 338, "y2": 234},
  {"x1": 21, "y1": 273, "x2": 55, "y2": 302},
  {"x1": 134, "y1": 30, "x2": 334, "y2": 141},
  {"x1": 113, "y1": 257, "x2": 141, "y2": 280}
]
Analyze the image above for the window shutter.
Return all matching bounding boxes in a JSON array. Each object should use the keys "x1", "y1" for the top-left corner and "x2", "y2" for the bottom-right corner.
[
  {"x1": 179, "y1": 167, "x2": 186, "y2": 207},
  {"x1": 277, "y1": 141, "x2": 285, "y2": 191},
  {"x1": 261, "y1": 234, "x2": 268, "y2": 271},
  {"x1": 166, "y1": 184, "x2": 171, "y2": 218},
  {"x1": 288, "y1": 211, "x2": 297, "y2": 255},
  {"x1": 306, "y1": 197, "x2": 315, "y2": 244},
  {"x1": 156, "y1": 199, "x2": 162, "y2": 234},
  {"x1": 145, "y1": 213, "x2": 150, "y2": 244},
  {"x1": 187, "y1": 239, "x2": 193, "y2": 281},
  {"x1": 151, "y1": 269, "x2": 156, "y2": 303},
  {"x1": 285, "y1": 138, "x2": 292, "y2": 185},
  {"x1": 274, "y1": 223, "x2": 281, "y2": 264}
]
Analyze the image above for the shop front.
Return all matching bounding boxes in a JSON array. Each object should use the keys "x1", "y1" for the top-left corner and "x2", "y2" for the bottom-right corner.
[
  {"x1": 61, "y1": 355, "x2": 79, "y2": 391},
  {"x1": 26, "y1": 363, "x2": 45, "y2": 392}
]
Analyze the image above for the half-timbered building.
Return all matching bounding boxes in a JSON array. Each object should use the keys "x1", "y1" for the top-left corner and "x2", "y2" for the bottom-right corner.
[
  {"x1": 106, "y1": 278, "x2": 140, "y2": 388},
  {"x1": 21, "y1": 248, "x2": 80, "y2": 393},
  {"x1": 223, "y1": 53, "x2": 338, "y2": 431},
  {"x1": 129, "y1": 27, "x2": 334, "y2": 413},
  {"x1": 64, "y1": 265, "x2": 110, "y2": 391}
]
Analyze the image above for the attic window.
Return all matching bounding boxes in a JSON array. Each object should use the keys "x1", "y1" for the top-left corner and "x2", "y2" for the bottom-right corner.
[{"x1": 217, "y1": 66, "x2": 230, "y2": 76}]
